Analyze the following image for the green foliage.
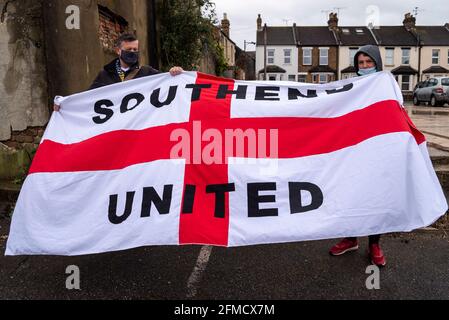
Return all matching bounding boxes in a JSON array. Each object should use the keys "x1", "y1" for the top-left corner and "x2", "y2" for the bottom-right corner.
[
  {"x1": 212, "y1": 42, "x2": 228, "y2": 76},
  {"x1": 159, "y1": 0, "x2": 227, "y2": 74}
]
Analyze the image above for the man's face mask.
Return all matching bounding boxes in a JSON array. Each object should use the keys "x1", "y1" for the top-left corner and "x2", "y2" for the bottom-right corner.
[
  {"x1": 357, "y1": 66, "x2": 377, "y2": 76},
  {"x1": 120, "y1": 50, "x2": 139, "y2": 66}
]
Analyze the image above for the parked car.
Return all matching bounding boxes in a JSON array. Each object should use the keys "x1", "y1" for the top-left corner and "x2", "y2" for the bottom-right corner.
[
  {"x1": 413, "y1": 81, "x2": 426, "y2": 91},
  {"x1": 413, "y1": 77, "x2": 449, "y2": 107}
]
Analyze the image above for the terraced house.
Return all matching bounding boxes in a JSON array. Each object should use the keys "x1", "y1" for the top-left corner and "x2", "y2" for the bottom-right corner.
[{"x1": 256, "y1": 13, "x2": 449, "y2": 99}]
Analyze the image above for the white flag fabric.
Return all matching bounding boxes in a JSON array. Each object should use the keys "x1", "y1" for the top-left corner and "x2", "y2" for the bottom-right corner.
[{"x1": 6, "y1": 71, "x2": 447, "y2": 256}]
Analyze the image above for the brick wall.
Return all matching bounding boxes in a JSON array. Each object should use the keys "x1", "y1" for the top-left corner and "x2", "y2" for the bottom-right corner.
[
  {"x1": 298, "y1": 46, "x2": 339, "y2": 82},
  {"x1": 328, "y1": 47, "x2": 338, "y2": 73},
  {"x1": 1, "y1": 127, "x2": 45, "y2": 151},
  {"x1": 98, "y1": 6, "x2": 129, "y2": 52}
]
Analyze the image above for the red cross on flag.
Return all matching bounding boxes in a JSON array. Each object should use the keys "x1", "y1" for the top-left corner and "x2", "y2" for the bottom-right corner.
[{"x1": 6, "y1": 71, "x2": 447, "y2": 256}]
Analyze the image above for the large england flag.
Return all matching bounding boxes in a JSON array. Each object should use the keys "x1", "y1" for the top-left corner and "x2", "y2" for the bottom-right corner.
[{"x1": 5, "y1": 71, "x2": 447, "y2": 256}]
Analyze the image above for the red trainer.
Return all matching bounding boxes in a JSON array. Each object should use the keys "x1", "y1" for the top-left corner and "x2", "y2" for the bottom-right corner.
[
  {"x1": 329, "y1": 238, "x2": 359, "y2": 256},
  {"x1": 369, "y1": 244, "x2": 386, "y2": 267}
]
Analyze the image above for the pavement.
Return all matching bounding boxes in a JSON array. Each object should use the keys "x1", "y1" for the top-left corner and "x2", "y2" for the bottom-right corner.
[
  {"x1": 1, "y1": 216, "x2": 449, "y2": 299},
  {"x1": 0, "y1": 103, "x2": 449, "y2": 300},
  {"x1": 406, "y1": 104, "x2": 449, "y2": 152}
]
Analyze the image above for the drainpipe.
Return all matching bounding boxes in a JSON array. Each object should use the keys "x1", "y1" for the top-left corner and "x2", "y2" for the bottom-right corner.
[
  {"x1": 331, "y1": 28, "x2": 341, "y2": 80},
  {"x1": 263, "y1": 23, "x2": 267, "y2": 80},
  {"x1": 417, "y1": 33, "x2": 422, "y2": 81}
]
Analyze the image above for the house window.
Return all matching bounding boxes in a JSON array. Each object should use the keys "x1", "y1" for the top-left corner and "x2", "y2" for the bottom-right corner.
[
  {"x1": 288, "y1": 74, "x2": 296, "y2": 81},
  {"x1": 342, "y1": 73, "x2": 357, "y2": 79},
  {"x1": 385, "y1": 48, "x2": 394, "y2": 66},
  {"x1": 319, "y1": 74, "x2": 327, "y2": 83},
  {"x1": 432, "y1": 49, "x2": 439, "y2": 64},
  {"x1": 320, "y1": 48, "x2": 329, "y2": 65},
  {"x1": 269, "y1": 75, "x2": 276, "y2": 81},
  {"x1": 349, "y1": 47, "x2": 358, "y2": 66},
  {"x1": 402, "y1": 48, "x2": 410, "y2": 65},
  {"x1": 401, "y1": 75, "x2": 410, "y2": 91},
  {"x1": 284, "y1": 49, "x2": 291, "y2": 64},
  {"x1": 267, "y1": 49, "x2": 275, "y2": 64},
  {"x1": 303, "y1": 48, "x2": 312, "y2": 65},
  {"x1": 298, "y1": 75, "x2": 306, "y2": 82}
]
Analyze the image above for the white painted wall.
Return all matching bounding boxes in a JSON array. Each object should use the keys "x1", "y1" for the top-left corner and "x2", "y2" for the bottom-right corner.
[
  {"x1": 256, "y1": 45, "x2": 298, "y2": 80},
  {"x1": 421, "y1": 46, "x2": 449, "y2": 79},
  {"x1": 338, "y1": 46, "x2": 358, "y2": 79}
]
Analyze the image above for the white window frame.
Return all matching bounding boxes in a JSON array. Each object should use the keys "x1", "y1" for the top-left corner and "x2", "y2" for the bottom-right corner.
[
  {"x1": 303, "y1": 47, "x2": 312, "y2": 65},
  {"x1": 284, "y1": 49, "x2": 292, "y2": 64},
  {"x1": 401, "y1": 48, "x2": 410, "y2": 65},
  {"x1": 432, "y1": 49, "x2": 440, "y2": 65},
  {"x1": 319, "y1": 47, "x2": 329, "y2": 66},
  {"x1": 297, "y1": 74, "x2": 307, "y2": 82},
  {"x1": 349, "y1": 47, "x2": 358, "y2": 66},
  {"x1": 319, "y1": 74, "x2": 327, "y2": 83},
  {"x1": 385, "y1": 48, "x2": 394, "y2": 66},
  {"x1": 267, "y1": 49, "x2": 275, "y2": 64},
  {"x1": 401, "y1": 75, "x2": 411, "y2": 91},
  {"x1": 342, "y1": 73, "x2": 357, "y2": 80}
]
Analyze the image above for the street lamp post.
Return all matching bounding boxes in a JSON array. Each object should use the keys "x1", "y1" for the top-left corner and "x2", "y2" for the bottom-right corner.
[{"x1": 244, "y1": 40, "x2": 256, "y2": 52}]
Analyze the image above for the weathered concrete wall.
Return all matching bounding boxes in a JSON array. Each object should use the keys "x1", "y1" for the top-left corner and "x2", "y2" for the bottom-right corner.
[
  {"x1": 0, "y1": 143, "x2": 31, "y2": 181},
  {"x1": 199, "y1": 50, "x2": 217, "y2": 75},
  {"x1": 0, "y1": 0, "x2": 49, "y2": 141},
  {"x1": 0, "y1": 0, "x2": 152, "y2": 181},
  {"x1": 43, "y1": 0, "x2": 150, "y2": 97}
]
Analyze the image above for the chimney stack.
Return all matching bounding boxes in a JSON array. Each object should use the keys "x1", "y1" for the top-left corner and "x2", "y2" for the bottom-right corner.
[
  {"x1": 403, "y1": 12, "x2": 416, "y2": 31},
  {"x1": 327, "y1": 12, "x2": 338, "y2": 30},
  {"x1": 221, "y1": 13, "x2": 230, "y2": 37}
]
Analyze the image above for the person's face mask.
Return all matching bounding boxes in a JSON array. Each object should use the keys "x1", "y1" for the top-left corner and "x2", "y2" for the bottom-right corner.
[
  {"x1": 357, "y1": 67, "x2": 377, "y2": 76},
  {"x1": 120, "y1": 50, "x2": 139, "y2": 66}
]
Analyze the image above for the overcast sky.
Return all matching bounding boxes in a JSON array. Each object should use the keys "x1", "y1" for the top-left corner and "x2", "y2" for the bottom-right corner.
[{"x1": 211, "y1": 0, "x2": 449, "y2": 50}]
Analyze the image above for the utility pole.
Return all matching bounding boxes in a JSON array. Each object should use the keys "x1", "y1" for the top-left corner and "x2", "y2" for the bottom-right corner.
[{"x1": 263, "y1": 23, "x2": 267, "y2": 81}]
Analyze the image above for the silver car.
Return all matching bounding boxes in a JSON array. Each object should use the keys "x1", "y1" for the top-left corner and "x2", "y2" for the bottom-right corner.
[{"x1": 413, "y1": 77, "x2": 449, "y2": 107}]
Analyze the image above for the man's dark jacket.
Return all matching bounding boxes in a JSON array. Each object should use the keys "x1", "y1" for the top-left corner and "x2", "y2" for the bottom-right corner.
[{"x1": 89, "y1": 59, "x2": 160, "y2": 90}]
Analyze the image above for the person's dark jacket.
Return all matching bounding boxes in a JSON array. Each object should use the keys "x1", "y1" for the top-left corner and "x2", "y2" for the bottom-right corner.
[
  {"x1": 89, "y1": 58, "x2": 160, "y2": 90},
  {"x1": 353, "y1": 45, "x2": 383, "y2": 74}
]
